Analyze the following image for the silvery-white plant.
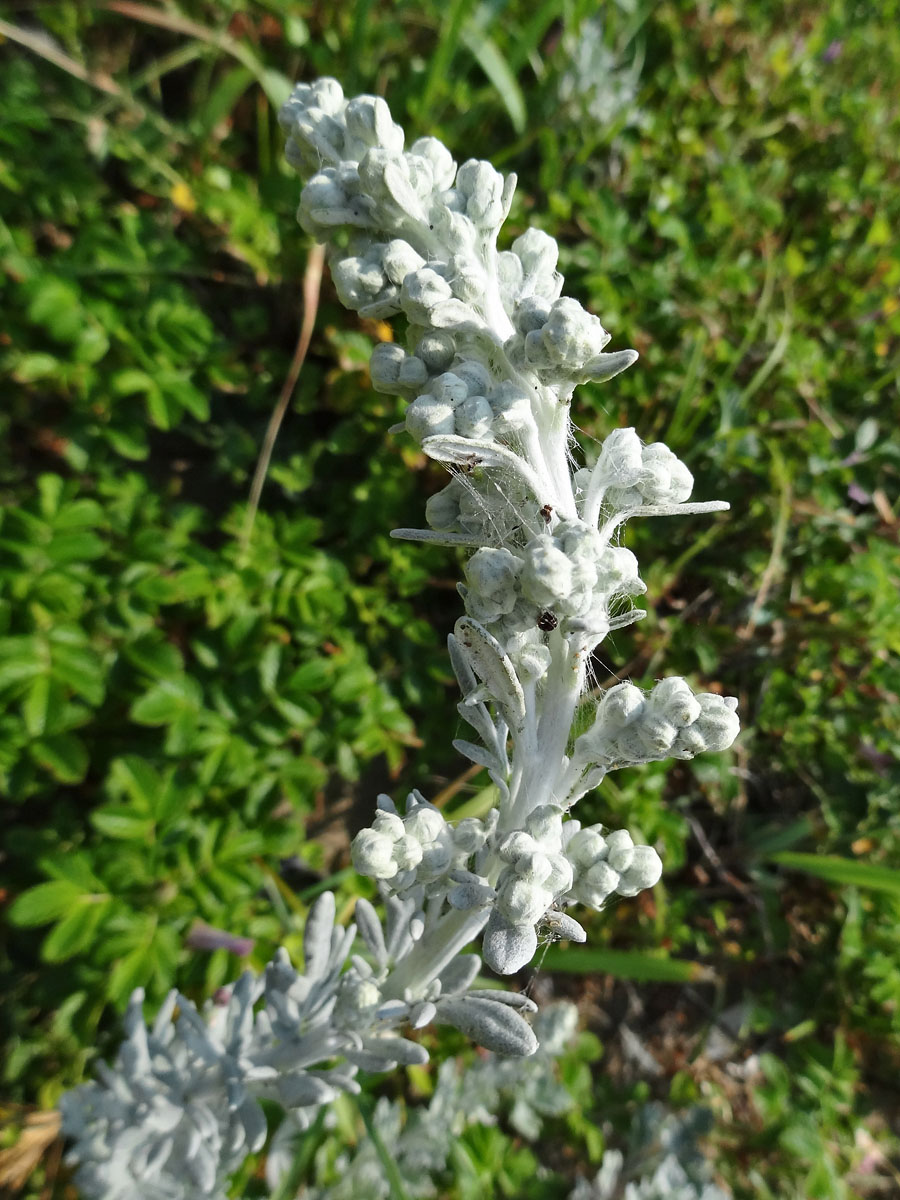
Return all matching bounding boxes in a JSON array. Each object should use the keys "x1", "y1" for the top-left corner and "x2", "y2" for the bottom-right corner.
[
  {"x1": 273, "y1": 1002, "x2": 579, "y2": 1198},
  {"x1": 59, "y1": 78, "x2": 739, "y2": 1198},
  {"x1": 571, "y1": 1103, "x2": 731, "y2": 1200}
]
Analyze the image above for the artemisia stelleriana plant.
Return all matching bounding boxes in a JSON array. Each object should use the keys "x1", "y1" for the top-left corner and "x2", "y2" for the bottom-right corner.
[{"x1": 59, "y1": 80, "x2": 738, "y2": 1200}]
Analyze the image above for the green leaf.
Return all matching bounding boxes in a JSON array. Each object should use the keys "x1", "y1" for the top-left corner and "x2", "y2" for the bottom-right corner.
[
  {"x1": 27, "y1": 277, "x2": 83, "y2": 342},
  {"x1": 9, "y1": 880, "x2": 85, "y2": 927},
  {"x1": 259, "y1": 641, "x2": 281, "y2": 693},
  {"x1": 0, "y1": 635, "x2": 46, "y2": 690},
  {"x1": 22, "y1": 673, "x2": 54, "y2": 737},
  {"x1": 130, "y1": 677, "x2": 202, "y2": 725},
  {"x1": 40, "y1": 852, "x2": 107, "y2": 893},
  {"x1": 108, "y1": 946, "x2": 151, "y2": 1007},
  {"x1": 44, "y1": 530, "x2": 106, "y2": 563},
  {"x1": 107, "y1": 756, "x2": 159, "y2": 813},
  {"x1": 771, "y1": 852, "x2": 900, "y2": 898},
  {"x1": 37, "y1": 474, "x2": 63, "y2": 519},
  {"x1": 123, "y1": 635, "x2": 184, "y2": 679},
  {"x1": 53, "y1": 498, "x2": 105, "y2": 530},
  {"x1": 50, "y1": 639, "x2": 105, "y2": 705},
  {"x1": 111, "y1": 368, "x2": 155, "y2": 396},
  {"x1": 31, "y1": 733, "x2": 89, "y2": 783},
  {"x1": 287, "y1": 658, "x2": 332, "y2": 692},
  {"x1": 541, "y1": 947, "x2": 715, "y2": 983},
  {"x1": 43, "y1": 899, "x2": 110, "y2": 962},
  {"x1": 91, "y1": 805, "x2": 156, "y2": 841}
]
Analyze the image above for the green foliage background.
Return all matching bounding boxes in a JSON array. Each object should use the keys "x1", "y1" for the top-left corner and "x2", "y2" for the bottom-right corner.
[{"x1": 0, "y1": 0, "x2": 898, "y2": 1196}]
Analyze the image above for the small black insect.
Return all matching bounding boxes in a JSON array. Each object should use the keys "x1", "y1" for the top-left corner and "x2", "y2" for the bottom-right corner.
[
  {"x1": 540, "y1": 503, "x2": 553, "y2": 523},
  {"x1": 537, "y1": 610, "x2": 558, "y2": 632}
]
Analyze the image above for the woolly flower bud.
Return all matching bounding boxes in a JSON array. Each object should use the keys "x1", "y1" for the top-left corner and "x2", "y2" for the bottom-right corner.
[
  {"x1": 514, "y1": 850, "x2": 554, "y2": 886},
  {"x1": 649, "y1": 676, "x2": 702, "y2": 727},
  {"x1": 452, "y1": 818, "x2": 487, "y2": 855},
  {"x1": 596, "y1": 545, "x2": 643, "y2": 595},
  {"x1": 639, "y1": 443, "x2": 694, "y2": 504},
  {"x1": 525, "y1": 805, "x2": 565, "y2": 849},
  {"x1": 382, "y1": 239, "x2": 426, "y2": 285},
  {"x1": 302, "y1": 170, "x2": 349, "y2": 213},
  {"x1": 281, "y1": 79, "x2": 348, "y2": 171},
  {"x1": 331, "y1": 250, "x2": 394, "y2": 316},
  {"x1": 429, "y1": 372, "x2": 468, "y2": 404},
  {"x1": 369, "y1": 342, "x2": 428, "y2": 394},
  {"x1": 607, "y1": 442, "x2": 694, "y2": 510},
  {"x1": 351, "y1": 828, "x2": 398, "y2": 879},
  {"x1": 543, "y1": 852, "x2": 575, "y2": 895},
  {"x1": 400, "y1": 268, "x2": 453, "y2": 324},
  {"x1": 420, "y1": 841, "x2": 453, "y2": 876},
  {"x1": 465, "y1": 548, "x2": 522, "y2": 623},
  {"x1": 455, "y1": 395, "x2": 494, "y2": 440},
  {"x1": 512, "y1": 228, "x2": 560, "y2": 298},
  {"x1": 415, "y1": 330, "x2": 456, "y2": 371},
  {"x1": 405, "y1": 393, "x2": 455, "y2": 442},
  {"x1": 566, "y1": 826, "x2": 608, "y2": 869},
  {"x1": 299, "y1": 168, "x2": 374, "y2": 235},
  {"x1": 605, "y1": 829, "x2": 634, "y2": 873},
  {"x1": 597, "y1": 427, "x2": 644, "y2": 488},
  {"x1": 615, "y1": 845, "x2": 663, "y2": 897},
  {"x1": 409, "y1": 136, "x2": 457, "y2": 191},
  {"x1": 579, "y1": 860, "x2": 620, "y2": 907},
  {"x1": 526, "y1": 298, "x2": 610, "y2": 370},
  {"x1": 514, "y1": 296, "x2": 553, "y2": 335},
  {"x1": 372, "y1": 810, "x2": 405, "y2": 840},
  {"x1": 497, "y1": 250, "x2": 524, "y2": 305},
  {"x1": 580, "y1": 679, "x2": 739, "y2": 766},
  {"x1": 404, "y1": 806, "x2": 446, "y2": 844},
  {"x1": 393, "y1": 835, "x2": 423, "y2": 871},
  {"x1": 499, "y1": 831, "x2": 539, "y2": 863},
  {"x1": 497, "y1": 876, "x2": 554, "y2": 925},
  {"x1": 521, "y1": 536, "x2": 573, "y2": 608},
  {"x1": 335, "y1": 974, "x2": 381, "y2": 1022},
  {"x1": 455, "y1": 159, "x2": 506, "y2": 229},
  {"x1": 686, "y1": 693, "x2": 740, "y2": 753},
  {"x1": 452, "y1": 359, "x2": 493, "y2": 396},
  {"x1": 425, "y1": 480, "x2": 463, "y2": 532},
  {"x1": 598, "y1": 682, "x2": 645, "y2": 730},
  {"x1": 343, "y1": 95, "x2": 404, "y2": 160},
  {"x1": 513, "y1": 642, "x2": 552, "y2": 683}
]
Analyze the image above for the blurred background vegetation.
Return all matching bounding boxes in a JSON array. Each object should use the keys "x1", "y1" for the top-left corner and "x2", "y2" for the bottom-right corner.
[{"x1": 0, "y1": 0, "x2": 898, "y2": 1196}]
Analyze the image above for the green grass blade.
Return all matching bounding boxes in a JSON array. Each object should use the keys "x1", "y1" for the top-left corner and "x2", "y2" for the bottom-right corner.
[
  {"x1": 419, "y1": 0, "x2": 476, "y2": 121},
  {"x1": 356, "y1": 1096, "x2": 411, "y2": 1200},
  {"x1": 771, "y1": 853, "x2": 900, "y2": 898},
  {"x1": 460, "y1": 27, "x2": 526, "y2": 133},
  {"x1": 269, "y1": 1109, "x2": 327, "y2": 1200},
  {"x1": 542, "y1": 947, "x2": 715, "y2": 983}
]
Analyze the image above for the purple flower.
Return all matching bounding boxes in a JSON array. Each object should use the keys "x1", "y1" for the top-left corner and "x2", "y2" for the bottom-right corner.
[{"x1": 186, "y1": 922, "x2": 254, "y2": 957}]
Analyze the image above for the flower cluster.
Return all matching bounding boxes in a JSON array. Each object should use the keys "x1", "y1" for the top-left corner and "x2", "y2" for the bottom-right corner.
[
  {"x1": 575, "y1": 679, "x2": 741, "y2": 769},
  {"x1": 463, "y1": 520, "x2": 645, "y2": 646}
]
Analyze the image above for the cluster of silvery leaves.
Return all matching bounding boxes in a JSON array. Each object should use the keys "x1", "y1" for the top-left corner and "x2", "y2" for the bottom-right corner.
[
  {"x1": 59, "y1": 79, "x2": 740, "y2": 1198},
  {"x1": 275, "y1": 1002, "x2": 579, "y2": 1199},
  {"x1": 571, "y1": 1104, "x2": 731, "y2": 1200},
  {"x1": 267, "y1": 1004, "x2": 729, "y2": 1200}
]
